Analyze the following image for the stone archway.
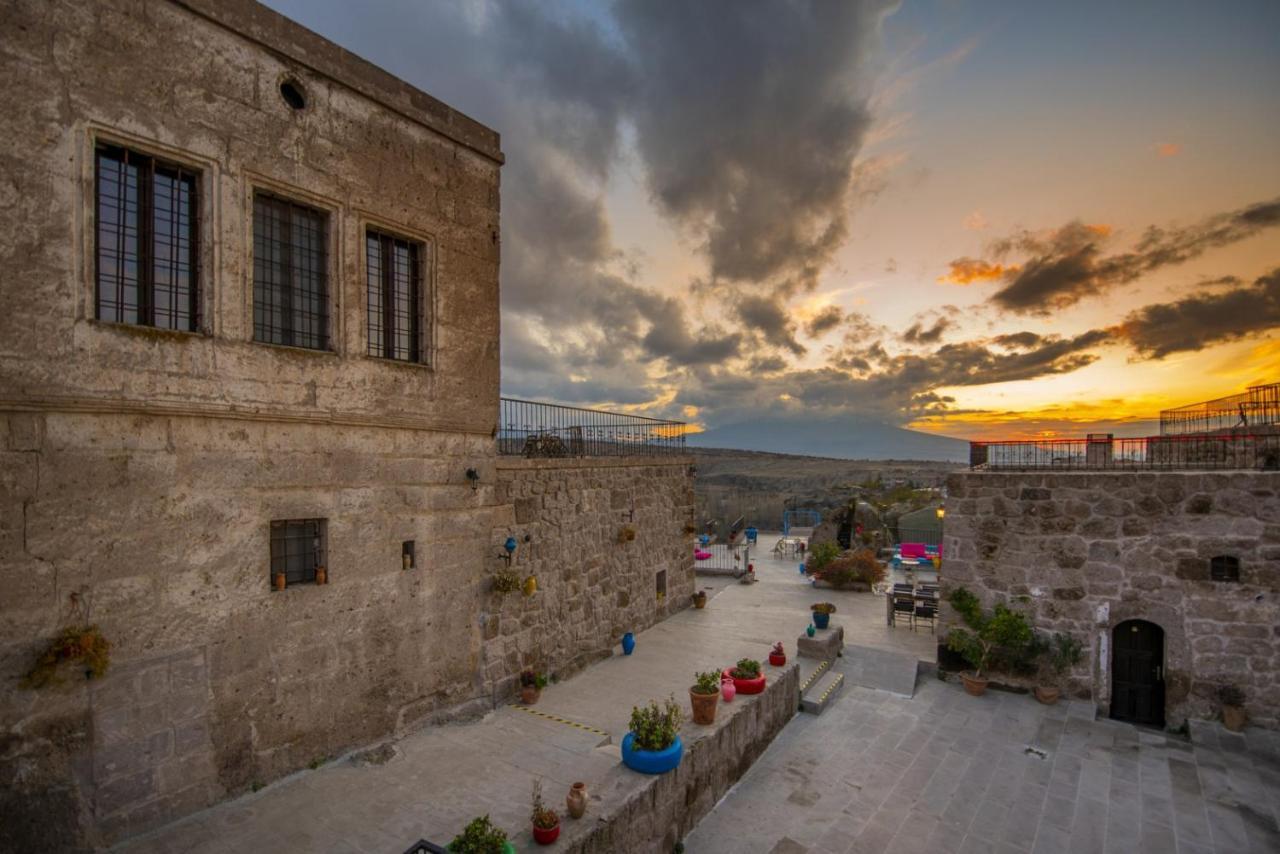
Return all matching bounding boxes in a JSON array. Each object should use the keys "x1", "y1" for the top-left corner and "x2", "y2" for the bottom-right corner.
[
  {"x1": 1111, "y1": 620, "x2": 1165, "y2": 726},
  {"x1": 1096, "y1": 601, "x2": 1189, "y2": 729}
]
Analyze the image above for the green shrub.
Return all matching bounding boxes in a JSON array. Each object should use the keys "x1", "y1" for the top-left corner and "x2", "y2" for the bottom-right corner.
[
  {"x1": 731, "y1": 658, "x2": 762, "y2": 679},
  {"x1": 944, "y1": 587, "x2": 1033, "y2": 679},
  {"x1": 448, "y1": 815, "x2": 508, "y2": 854},
  {"x1": 811, "y1": 550, "x2": 885, "y2": 587},
  {"x1": 1044, "y1": 633, "x2": 1084, "y2": 677},
  {"x1": 520, "y1": 669, "x2": 549, "y2": 689},
  {"x1": 22, "y1": 625, "x2": 111, "y2": 689},
  {"x1": 629, "y1": 696, "x2": 683, "y2": 751},
  {"x1": 806, "y1": 541, "x2": 841, "y2": 571},
  {"x1": 692, "y1": 670, "x2": 720, "y2": 695},
  {"x1": 492, "y1": 569, "x2": 521, "y2": 594},
  {"x1": 810, "y1": 602, "x2": 837, "y2": 615}
]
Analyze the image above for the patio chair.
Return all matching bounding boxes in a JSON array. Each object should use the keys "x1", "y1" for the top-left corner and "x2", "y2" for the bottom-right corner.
[
  {"x1": 891, "y1": 593, "x2": 915, "y2": 628},
  {"x1": 913, "y1": 596, "x2": 937, "y2": 633}
]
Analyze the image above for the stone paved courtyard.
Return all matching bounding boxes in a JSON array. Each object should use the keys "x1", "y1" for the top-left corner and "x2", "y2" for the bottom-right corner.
[{"x1": 686, "y1": 677, "x2": 1280, "y2": 854}]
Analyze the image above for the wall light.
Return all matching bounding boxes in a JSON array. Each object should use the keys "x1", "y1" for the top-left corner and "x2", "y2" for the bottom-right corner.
[
  {"x1": 936, "y1": 507, "x2": 946, "y2": 520},
  {"x1": 465, "y1": 468, "x2": 480, "y2": 490}
]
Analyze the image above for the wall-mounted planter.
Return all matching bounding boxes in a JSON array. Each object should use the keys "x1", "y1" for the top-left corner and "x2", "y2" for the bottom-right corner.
[
  {"x1": 722, "y1": 667, "x2": 766, "y2": 695},
  {"x1": 620, "y1": 733, "x2": 683, "y2": 774}
]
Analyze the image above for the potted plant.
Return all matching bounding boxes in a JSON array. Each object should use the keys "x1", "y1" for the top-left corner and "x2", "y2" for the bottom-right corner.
[
  {"x1": 22, "y1": 624, "x2": 112, "y2": 689},
  {"x1": 808, "y1": 550, "x2": 885, "y2": 591},
  {"x1": 621, "y1": 696, "x2": 684, "y2": 774},
  {"x1": 274, "y1": 570, "x2": 286, "y2": 591},
  {"x1": 492, "y1": 569, "x2": 521, "y2": 594},
  {"x1": 530, "y1": 779, "x2": 560, "y2": 845},
  {"x1": 692, "y1": 590, "x2": 708, "y2": 609},
  {"x1": 447, "y1": 815, "x2": 515, "y2": 854},
  {"x1": 315, "y1": 565, "x2": 327, "y2": 585},
  {"x1": 810, "y1": 602, "x2": 837, "y2": 630},
  {"x1": 806, "y1": 541, "x2": 840, "y2": 573},
  {"x1": 689, "y1": 669, "x2": 721, "y2": 725},
  {"x1": 768, "y1": 642, "x2": 786, "y2": 667},
  {"x1": 1034, "y1": 632, "x2": 1083, "y2": 705},
  {"x1": 944, "y1": 588, "x2": 1033, "y2": 697},
  {"x1": 722, "y1": 658, "x2": 766, "y2": 695},
  {"x1": 519, "y1": 669, "x2": 548, "y2": 705},
  {"x1": 618, "y1": 524, "x2": 637, "y2": 543},
  {"x1": 1218, "y1": 684, "x2": 1247, "y2": 732}
]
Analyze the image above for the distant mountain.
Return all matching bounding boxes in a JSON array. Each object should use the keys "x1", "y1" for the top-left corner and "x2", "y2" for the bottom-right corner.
[{"x1": 688, "y1": 416, "x2": 969, "y2": 462}]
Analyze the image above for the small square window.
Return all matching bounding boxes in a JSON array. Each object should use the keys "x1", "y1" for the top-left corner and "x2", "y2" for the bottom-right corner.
[
  {"x1": 1209, "y1": 555, "x2": 1240, "y2": 582},
  {"x1": 270, "y1": 518, "x2": 326, "y2": 586}
]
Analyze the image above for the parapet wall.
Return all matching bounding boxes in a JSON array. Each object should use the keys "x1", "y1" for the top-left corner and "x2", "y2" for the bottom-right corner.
[{"x1": 943, "y1": 470, "x2": 1280, "y2": 729}]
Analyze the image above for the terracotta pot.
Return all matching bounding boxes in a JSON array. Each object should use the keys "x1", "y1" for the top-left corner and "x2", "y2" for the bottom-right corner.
[
  {"x1": 532, "y1": 821, "x2": 560, "y2": 845},
  {"x1": 1222, "y1": 704, "x2": 1247, "y2": 732},
  {"x1": 274, "y1": 572, "x2": 286, "y2": 591},
  {"x1": 693, "y1": 593, "x2": 707, "y2": 609},
  {"x1": 520, "y1": 686, "x2": 541, "y2": 705},
  {"x1": 961, "y1": 672, "x2": 989, "y2": 697},
  {"x1": 689, "y1": 687, "x2": 719, "y2": 725},
  {"x1": 315, "y1": 567, "x2": 327, "y2": 585},
  {"x1": 566, "y1": 782, "x2": 588, "y2": 819},
  {"x1": 1034, "y1": 685, "x2": 1060, "y2": 705}
]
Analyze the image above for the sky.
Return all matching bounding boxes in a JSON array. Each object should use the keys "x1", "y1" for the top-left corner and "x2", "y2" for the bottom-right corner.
[{"x1": 266, "y1": 0, "x2": 1280, "y2": 444}]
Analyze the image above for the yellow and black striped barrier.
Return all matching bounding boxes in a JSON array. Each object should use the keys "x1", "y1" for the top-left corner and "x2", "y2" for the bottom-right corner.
[
  {"x1": 800, "y1": 659, "x2": 830, "y2": 693},
  {"x1": 512, "y1": 704, "x2": 609, "y2": 738}
]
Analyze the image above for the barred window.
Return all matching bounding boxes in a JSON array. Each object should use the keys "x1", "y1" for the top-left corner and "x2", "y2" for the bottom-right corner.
[
  {"x1": 1210, "y1": 555, "x2": 1240, "y2": 582},
  {"x1": 253, "y1": 193, "x2": 329, "y2": 350},
  {"x1": 270, "y1": 518, "x2": 326, "y2": 586},
  {"x1": 366, "y1": 229, "x2": 426, "y2": 362},
  {"x1": 95, "y1": 144, "x2": 199, "y2": 330}
]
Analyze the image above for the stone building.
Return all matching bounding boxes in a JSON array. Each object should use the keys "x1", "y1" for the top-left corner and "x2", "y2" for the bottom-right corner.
[
  {"x1": 0, "y1": 1, "x2": 693, "y2": 849},
  {"x1": 944, "y1": 427, "x2": 1280, "y2": 732}
]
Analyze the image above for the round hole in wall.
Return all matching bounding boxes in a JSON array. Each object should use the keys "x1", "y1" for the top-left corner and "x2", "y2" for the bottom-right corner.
[{"x1": 279, "y1": 79, "x2": 307, "y2": 110}]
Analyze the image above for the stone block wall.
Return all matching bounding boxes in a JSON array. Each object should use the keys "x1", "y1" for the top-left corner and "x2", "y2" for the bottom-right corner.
[
  {"x1": 942, "y1": 470, "x2": 1280, "y2": 729},
  {"x1": 484, "y1": 458, "x2": 697, "y2": 695}
]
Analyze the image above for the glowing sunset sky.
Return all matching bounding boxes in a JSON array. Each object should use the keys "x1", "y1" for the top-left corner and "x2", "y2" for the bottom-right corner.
[{"x1": 268, "y1": 0, "x2": 1280, "y2": 446}]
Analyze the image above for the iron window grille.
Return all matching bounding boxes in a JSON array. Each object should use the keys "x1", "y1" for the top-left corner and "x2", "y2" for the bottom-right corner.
[
  {"x1": 270, "y1": 518, "x2": 326, "y2": 586},
  {"x1": 1209, "y1": 555, "x2": 1240, "y2": 582},
  {"x1": 366, "y1": 229, "x2": 426, "y2": 362},
  {"x1": 253, "y1": 193, "x2": 329, "y2": 350},
  {"x1": 95, "y1": 143, "x2": 199, "y2": 330}
]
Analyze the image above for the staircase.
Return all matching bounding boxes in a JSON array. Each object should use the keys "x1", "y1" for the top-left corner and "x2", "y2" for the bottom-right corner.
[{"x1": 795, "y1": 624, "x2": 922, "y2": 715}]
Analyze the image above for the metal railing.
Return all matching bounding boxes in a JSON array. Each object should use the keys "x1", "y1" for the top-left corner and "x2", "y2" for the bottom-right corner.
[
  {"x1": 969, "y1": 433, "x2": 1280, "y2": 471},
  {"x1": 1159, "y1": 382, "x2": 1280, "y2": 435},
  {"x1": 498, "y1": 397, "x2": 687, "y2": 457},
  {"x1": 694, "y1": 541, "x2": 751, "y2": 576}
]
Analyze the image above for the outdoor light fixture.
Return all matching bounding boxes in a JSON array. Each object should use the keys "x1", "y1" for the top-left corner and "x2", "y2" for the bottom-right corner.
[
  {"x1": 465, "y1": 468, "x2": 480, "y2": 489},
  {"x1": 936, "y1": 507, "x2": 946, "y2": 519}
]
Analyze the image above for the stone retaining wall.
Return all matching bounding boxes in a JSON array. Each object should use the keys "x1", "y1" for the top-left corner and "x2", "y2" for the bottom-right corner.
[
  {"x1": 485, "y1": 457, "x2": 696, "y2": 695},
  {"x1": 943, "y1": 470, "x2": 1280, "y2": 729}
]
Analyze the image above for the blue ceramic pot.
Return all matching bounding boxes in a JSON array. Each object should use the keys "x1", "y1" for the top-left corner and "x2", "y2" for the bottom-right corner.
[
  {"x1": 798, "y1": 563, "x2": 806, "y2": 574},
  {"x1": 622, "y1": 632, "x2": 636, "y2": 655},
  {"x1": 621, "y1": 733, "x2": 683, "y2": 774},
  {"x1": 813, "y1": 612, "x2": 830, "y2": 630}
]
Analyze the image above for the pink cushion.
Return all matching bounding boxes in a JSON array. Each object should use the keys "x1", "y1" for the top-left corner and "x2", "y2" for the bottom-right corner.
[
  {"x1": 694, "y1": 550, "x2": 712, "y2": 560},
  {"x1": 900, "y1": 543, "x2": 928, "y2": 559}
]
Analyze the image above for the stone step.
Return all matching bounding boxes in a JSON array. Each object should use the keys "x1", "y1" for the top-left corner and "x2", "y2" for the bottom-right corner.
[
  {"x1": 797, "y1": 623, "x2": 844, "y2": 660},
  {"x1": 797, "y1": 658, "x2": 832, "y2": 696},
  {"x1": 800, "y1": 668, "x2": 844, "y2": 715}
]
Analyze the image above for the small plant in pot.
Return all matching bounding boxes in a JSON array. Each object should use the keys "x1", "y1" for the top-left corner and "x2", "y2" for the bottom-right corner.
[
  {"x1": 722, "y1": 658, "x2": 766, "y2": 695},
  {"x1": 621, "y1": 696, "x2": 684, "y2": 774},
  {"x1": 492, "y1": 569, "x2": 521, "y2": 594},
  {"x1": 1218, "y1": 684, "x2": 1247, "y2": 732},
  {"x1": 689, "y1": 669, "x2": 721, "y2": 725},
  {"x1": 519, "y1": 669, "x2": 548, "y2": 705},
  {"x1": 447, "y1": 815, "x2": 515, "y2": 854},
  {"x1": 530, "y1": 779, "x2": 560, "y2": 845},
  {"x1": 944, "y1": 587, "x2": 1032, "y2": 697},
  {"x1": 768, "y1": 641, "x2": 786, "y2": 667},
  {"x1": 618, "y1": 524, "x2": 637, "y2": 543},
  {"x1": 692, "y1": 589, "x2": 708, "y2": 609},
  {"x1": 810, "y1": 602, "x2": 837, "y2": 630},
  {"x1": 1034, "y1": 632, "x2": 1083, "y2": 705}
]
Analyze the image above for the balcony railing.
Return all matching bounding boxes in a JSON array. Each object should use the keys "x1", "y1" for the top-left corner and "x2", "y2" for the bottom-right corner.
[
  {"x1": 1159, "y1": 381, "x2": 1280, "y2": 435},
  {"x1": 969, "y1": 433, "x2": 1280, "y2": 471},
  {"x1": 498, "y1": 397, "x2": 687, "y2": 458}
]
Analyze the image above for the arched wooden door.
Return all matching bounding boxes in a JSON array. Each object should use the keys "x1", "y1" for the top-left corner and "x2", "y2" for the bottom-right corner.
[{"x1": 1111, "y1": 620, "x2": 1165, "y2": 726}]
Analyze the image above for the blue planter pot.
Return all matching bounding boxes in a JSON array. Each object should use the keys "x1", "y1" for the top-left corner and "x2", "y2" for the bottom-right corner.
[
  {"x1": 621, "y1": 632, "x2": 636, "y2": 655},
  {"x1": 813, "y1": 612, "x2": 830, "y2": 630},
  {"x1": 621, "y1": 733, "x2": 683, "y2": 774},
  {"x1": 798, "y1": 563, "x2": 806, "y2": 574}
]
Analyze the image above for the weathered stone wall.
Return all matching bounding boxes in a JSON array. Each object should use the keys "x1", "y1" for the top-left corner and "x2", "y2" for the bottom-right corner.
[
  {"x1": 0, "y1": 0, "x2": 507, "y2": 847},
  {"x1": 943, "y1": 470, "x2": 1280, "y2": 729},
  {"x1": 484, "y1": 458, "x2": 697, "y2": 695}
]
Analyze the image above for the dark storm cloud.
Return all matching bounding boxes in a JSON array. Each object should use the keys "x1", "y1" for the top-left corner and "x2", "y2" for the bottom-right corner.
[
  {"x1": 736, "y1": 295, "x2": 807, "y2": 356},
  {"x1": 902, "y1": 317, "x2": 951, "y2": 345},
  {"x1": 1117, "y1": 268, "x2": 1280, "y2": 358},
  {"x1": 804, "y1": 306, "x2": 846, "y2": 338},
  {"x1": 615, "y1": 0, "x2": 894, "y2": 289},
  {"x1": 949, "y1": 198, "x2": 1280, "y2": 313},
  {"x1": 991, "y1": 331, "x2": 1043, "y2": 349}
]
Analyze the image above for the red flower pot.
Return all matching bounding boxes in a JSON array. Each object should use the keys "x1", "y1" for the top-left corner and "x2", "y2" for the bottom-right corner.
[
  {"x1": 533, "y1": 822, "x2": 560, "y2": 845},
  {"x1": 722, "y1": 667, "x2": 766, "y2": 695},
  {"x1": 769, "y1": 653, "x2": 786, "y2": 667}
]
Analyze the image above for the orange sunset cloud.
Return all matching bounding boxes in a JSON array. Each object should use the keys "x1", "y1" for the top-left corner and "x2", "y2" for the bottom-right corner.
[{"x1": 937, "y1": 257, "x2": 1018, "y2": 285}]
